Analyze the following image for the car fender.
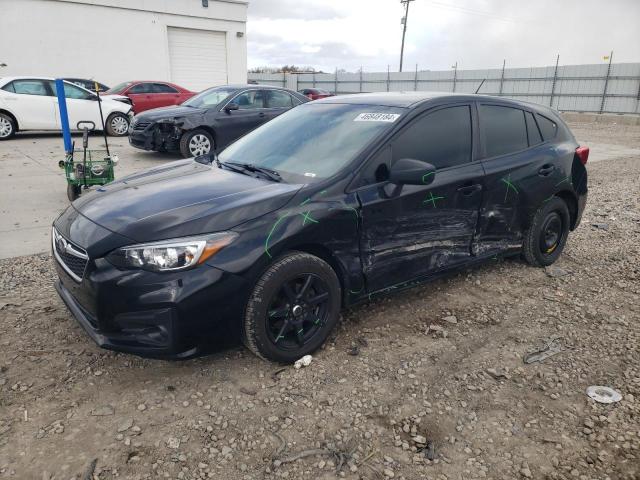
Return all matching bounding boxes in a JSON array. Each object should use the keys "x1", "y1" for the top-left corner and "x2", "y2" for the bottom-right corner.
[{"x1": 206, "y1": 186, "x2": 365, "y2": 304}]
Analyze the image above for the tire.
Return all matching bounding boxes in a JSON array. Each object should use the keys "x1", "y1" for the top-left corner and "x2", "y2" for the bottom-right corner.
[
  {"x1": 522, "y1": 197, "x2": 570, "y2": 267},
  {"x1": 242, "y1": 252, "x2": 341, "y2": 363},
  {"x1": 67, "y1": 184, "x2": 81, "y2": 202},
  {"x1": 105, "y1": 112, "x2": 130, "y2": 136},
  {"x1": 179, "y1": 129, "x2": 214, "y2": 158},
  {"x1": 0, "y1": 113, "x2": 16, "y2": 140}
]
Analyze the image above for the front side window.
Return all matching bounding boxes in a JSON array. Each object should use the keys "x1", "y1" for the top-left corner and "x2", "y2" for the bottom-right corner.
[
  {"x1": 12, "y1": 80, "x2": 49, "y2": 96},
  {"x1": 392, "y1": 105, "x2": 472, "y2": 170},
  {"x1": 268, "y1": 90, "x2": 293, "y2": 108},
  {"x1": 480, "y1": 105, "x2": 528, "y2": 157},
  {"x1": 218, "y1": 103, "x2": 404, "y2": 183},
  {"x1": 62, "y1": 82, "x2": 93, "y2": 100},
  {"x1": 234, "y1": 90, "x2": 267, "y2": 109},
  {"x1": 129, "y1": 83, "x2": 153, "y2": 94},
  {"x1": 183, "y1": 86, "x2": 236, "y2": 108}
]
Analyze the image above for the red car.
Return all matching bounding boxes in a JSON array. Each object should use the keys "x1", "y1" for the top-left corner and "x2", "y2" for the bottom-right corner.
[
  {"x1": 105, "y1": 81, "x2": 196, "y2": 114},
  {"x1": 298, "y1": 88, "x2": 334, "y2": 100}
]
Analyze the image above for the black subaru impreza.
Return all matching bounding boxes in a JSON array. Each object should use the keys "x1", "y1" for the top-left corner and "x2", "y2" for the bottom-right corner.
[{"x1": 53, "y1": 92, "x2": 588, "y2": 362}]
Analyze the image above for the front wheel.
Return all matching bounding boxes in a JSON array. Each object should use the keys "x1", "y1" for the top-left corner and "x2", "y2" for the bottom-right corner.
[
  {"x1": 242, "y1": 252, "x2": 341, "y2": 363},
  {"x1": 179, "y1": 129, "x2": 214, "y2": 158},
  {"x1": 106, "y1": 112, "x2": 130, "y2": 136},
  {"x1": 522, "y1": 197, "x2": 570, "y2": 267}
]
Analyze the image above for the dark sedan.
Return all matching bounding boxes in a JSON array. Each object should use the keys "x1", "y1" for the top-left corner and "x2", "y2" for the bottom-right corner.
[
  {"x1": 129, "y1": 84, "x2": 308, "y2": 158},
  {"x1": 53, "y1": 92, "x2": 588, "y2": 362}
]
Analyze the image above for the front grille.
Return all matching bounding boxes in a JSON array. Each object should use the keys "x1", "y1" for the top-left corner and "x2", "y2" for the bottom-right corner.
[
  {"x1": 132, "y1": 120, "x2": 151, "y2": 131},
  {"x1": 52, "y1": 227, "x2": 89, "y2": 282}
]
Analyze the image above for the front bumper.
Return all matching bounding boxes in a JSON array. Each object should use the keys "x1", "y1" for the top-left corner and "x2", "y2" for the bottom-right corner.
[
  {"x1": 53, "y1": 251, "x2": 249, "y2": 359},
  {"x1": 128, "y1": 122, "x2": 180, "y2": 152}
]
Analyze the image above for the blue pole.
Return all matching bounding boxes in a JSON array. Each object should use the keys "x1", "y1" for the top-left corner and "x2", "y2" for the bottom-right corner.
[{"x1": 55, "y1": 79, "x2": 72, "y2": 154}]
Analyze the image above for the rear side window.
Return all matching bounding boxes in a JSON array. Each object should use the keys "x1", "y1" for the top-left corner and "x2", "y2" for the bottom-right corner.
[
  {"x1": 2, "y1": 82, "x2": 16, "y2": 93},
  {"x1": 480, "y1": 105, "x2": 528, "y2": 157},
  {"x1": 268, "y1": 90, "x2": 293, "y2": 108},
  {"x1": 11, "y1": 80, "x2": 49, "y2": 96},
  {"x1": 392, "y1": 105, "x2": 472, "y2": 170},
  {"x1": 153, "y1": 83, "x2": 178, "y2": 93},
  {"x1": 525, "y1": 111, "x2": 543, "y2": 146},
  {"x1": 536, "y1": 114, "x2": 558, "y2": 140}
]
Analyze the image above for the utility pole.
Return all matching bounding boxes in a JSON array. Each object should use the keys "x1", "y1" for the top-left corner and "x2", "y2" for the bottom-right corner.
[{"x1": 399, "y1": 0, "x2": 415, "y2": 72}]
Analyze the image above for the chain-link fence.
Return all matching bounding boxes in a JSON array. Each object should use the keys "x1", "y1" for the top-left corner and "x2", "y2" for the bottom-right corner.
[{"x1": 249, "y1": 62, "x2": 640, "y2": 114}]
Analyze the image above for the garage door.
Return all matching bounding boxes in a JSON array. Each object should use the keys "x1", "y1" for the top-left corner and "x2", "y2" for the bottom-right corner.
[{"x1": 167, "y1": 27, "x2": 228, "y2": 92}]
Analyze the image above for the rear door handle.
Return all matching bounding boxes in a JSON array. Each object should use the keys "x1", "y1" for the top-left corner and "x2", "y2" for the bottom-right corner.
[
  {"x1": 538, "y1": 164, "x2": 555, "y2": 176},
  {"x1": 258, "y1": 112, "x2": 265, "y2": 118},
  {"x1": 457, "y1": 183, "x2": 482, "y2": 195}
]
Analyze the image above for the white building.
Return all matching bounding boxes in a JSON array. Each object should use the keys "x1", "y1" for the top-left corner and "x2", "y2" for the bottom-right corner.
[{"x1": 0, "y1": 0, "x2": 248, "y2": 91}]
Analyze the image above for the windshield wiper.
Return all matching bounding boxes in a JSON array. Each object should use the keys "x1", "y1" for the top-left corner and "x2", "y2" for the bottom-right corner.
[{"x1": 223, "y1": 162, "x2": 282, "y2": 182}]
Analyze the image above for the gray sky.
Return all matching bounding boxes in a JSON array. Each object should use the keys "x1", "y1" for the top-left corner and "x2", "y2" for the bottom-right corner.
[{"x1": 247, "y1": 0, "x2": 640, "y2": 72}]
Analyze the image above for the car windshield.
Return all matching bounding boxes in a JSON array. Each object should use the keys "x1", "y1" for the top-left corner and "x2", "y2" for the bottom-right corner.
[
  {"x1": 218, "y1": 103, "x2": 404, "y2": 183},
  {"x1": 106, "y1": 82, "x2": 132, "y2": 94},
  {"x1": 183, "y1": 86, "x2": 236, "y2": 108}
]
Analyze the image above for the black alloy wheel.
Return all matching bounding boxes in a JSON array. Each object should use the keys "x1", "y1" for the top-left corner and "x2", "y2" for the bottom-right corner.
[
  {"x1": 266, "y1": 273, "x2": 330, "y2": 350},
  {"x1": 242, "y1": 252, "x2": 341, "y2": 363},
  {"x1": 523, "y1": 197, "x2": 570, "y2": 267}
]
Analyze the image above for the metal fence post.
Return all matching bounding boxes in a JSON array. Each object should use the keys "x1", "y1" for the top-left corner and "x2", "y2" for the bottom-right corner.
[
  {"x1": 452, "y1": 62, "x2": 457, "y2": 92},
  {"x1": 414, "y1": 64, "x2": 418, "y2": 91},
  {"x1": 600, "y1": 51, "x2": 613, "y2": 114},
  {"x1": 549, "y1": 54, "x2": 559, "y2": 107},
  {"x1": 498, "y1": 59, "x2": 506, "y2": 96},
  {"x1": 359, "y1": 67, "x2": 363, "y2": 93},
  {"x1": 313, "y1": 72, "x2": 316, "y2": 88},
  {"x1": 386, "y1": 65, "x2": 390, "y2": 92},
  {"x1": 334, "y1": 68, "x2": 338, "y2": 95}
]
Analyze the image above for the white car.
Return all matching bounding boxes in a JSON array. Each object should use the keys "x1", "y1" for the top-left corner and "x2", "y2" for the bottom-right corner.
[{"x1": 0, "y1": 76, "x2": 133, "y2": 140}]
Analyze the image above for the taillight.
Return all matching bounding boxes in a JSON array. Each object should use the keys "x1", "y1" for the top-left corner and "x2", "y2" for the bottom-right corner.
[{"x1": 576, "y1": 146, "x2": 589, "y2": 165}]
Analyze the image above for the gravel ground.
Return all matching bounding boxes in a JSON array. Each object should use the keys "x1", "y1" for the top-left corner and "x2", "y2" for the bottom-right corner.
[{"x1": 1, "y1": 121, "x2": 639, "y2": 480}]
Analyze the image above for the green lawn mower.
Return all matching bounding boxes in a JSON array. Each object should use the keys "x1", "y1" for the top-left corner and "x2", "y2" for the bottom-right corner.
[{"x1": 56, "y1": 78, "x2": 119, "y2": 201}]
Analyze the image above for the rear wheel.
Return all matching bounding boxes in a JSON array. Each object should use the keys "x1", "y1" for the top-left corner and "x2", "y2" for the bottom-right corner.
[
  {"x1": 523, "y1": 197, "x2": 570, "y2": 267},
  {"x1": 0, "y1": 113, "x2": 16, "y2": 140},
  {"x1": 67, "y1": 184, "x2": 81, "y2": 202},
  {"x1": 106, "y1": 112, "x2": 130, "y2": 136},
  {"x1": 242, "y1": 252, "x2": 341, "y2": 363}
]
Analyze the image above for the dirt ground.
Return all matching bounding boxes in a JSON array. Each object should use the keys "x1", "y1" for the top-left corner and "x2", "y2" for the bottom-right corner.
[{"x1": 1, "y1": 121, "x2": 639, "y2": 480}]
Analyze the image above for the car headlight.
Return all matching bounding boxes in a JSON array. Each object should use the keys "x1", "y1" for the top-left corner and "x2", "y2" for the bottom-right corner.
[{"x1": 106, "y1": 232, "x2": 237, "y2": 272}]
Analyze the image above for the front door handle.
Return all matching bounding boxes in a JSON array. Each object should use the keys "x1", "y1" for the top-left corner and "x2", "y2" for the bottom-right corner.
[
  {"x1": 538, "y1": 164, "x2": 555, "y2": 176},
  {"x1": 457, "y1": 183, "x2": 482, "y2": 195},
  {"x1": 258, "y1": 112, "x2": 265, "y2": 118}
]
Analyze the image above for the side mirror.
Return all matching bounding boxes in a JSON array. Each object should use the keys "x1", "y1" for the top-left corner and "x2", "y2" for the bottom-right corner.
[
  {"x1": 224, "y1": 102, "x2": 239, "y2": 112},
  {"x1": 389, "y1": 158, "x2": 436, "y2": 186}
]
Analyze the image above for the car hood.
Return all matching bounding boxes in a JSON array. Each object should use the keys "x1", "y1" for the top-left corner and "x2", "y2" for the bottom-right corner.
[
  {"x1": 136, "y1": 105, "x2": 205, "y2": 121},
  {"x1": 71, "y1": 160, "x2": 302, "y2": 243},
  {"x1": 101, "y1": 94, "x2": 129, "y2": 102}
]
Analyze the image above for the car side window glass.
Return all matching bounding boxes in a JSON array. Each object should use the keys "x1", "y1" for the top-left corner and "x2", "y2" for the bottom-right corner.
[
  {"x1": 268, "y1": 90, "x2": 293, "y2": 108},
  {"x1": 12, "y1": 80, "x2": 49, "y2": 96},
  {"x1": 392, "y1": 105, "x2": 472, "y2": 170},
  {"x1": 234, "y1": 90, "x2": 266, "y2": 109},
  {"x1": 525, "y1": 111, "x2": 543, "y2": 146},
  {"x1": 2, "y1": 82, "x2": 16, "y2": 93},
  {"x1": 535, "y1": 114, "x2": 558, "y2": 141},
  {"x1": 62, "y1": 83, "x2": 93, "y2": 100},
  {"x1": 129, "y1": 83, "x2": 152, "y2": 94},
  {"x1": 480, "y1": 105, "x2": 528, "y2": 157},
  {"x1": 153, "y1": 83, "x2": 179, "y2": 93}
]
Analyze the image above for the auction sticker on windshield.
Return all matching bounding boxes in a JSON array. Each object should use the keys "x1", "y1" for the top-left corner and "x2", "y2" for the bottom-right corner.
[{"x1": 354, "y1": 113, "x2": 401, "y2": 122}]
